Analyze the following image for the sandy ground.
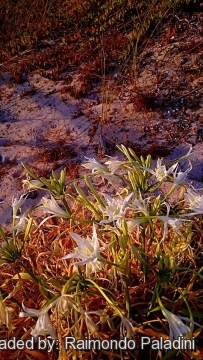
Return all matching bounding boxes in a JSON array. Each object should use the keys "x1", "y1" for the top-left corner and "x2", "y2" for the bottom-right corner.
[
  {"x1": 0, "y1": 69, "x2": 202, "y2": 229},
  {"x1": 0, "y1": 9, "x2": 203, "y2": 228}
]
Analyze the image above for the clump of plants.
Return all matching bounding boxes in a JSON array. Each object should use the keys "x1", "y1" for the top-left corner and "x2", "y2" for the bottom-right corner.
[{"x1": 0, "y1": 144, "x2": 203, "y2": 360}]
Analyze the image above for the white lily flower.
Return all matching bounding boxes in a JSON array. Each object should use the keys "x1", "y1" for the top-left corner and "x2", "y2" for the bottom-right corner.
[
  {"x1": 156, "y1": 202, "x2": 186, "y2": 241},
  {"x1": 62, "y1": 224, "x2": 106, "y2": 277},
  {"x1": 99, "y1": 193, "x2": 133, "y2": 229},
  {"x1": 173, "y1": 169, "x2": 191, "y2": 185},
  {"x1": 184, "y1": 189, "x2": 203, "y2": 215},
  {"x1": 12, "y1": 194, "x2": 27, "y2": 217},
  {"x1": 82, "y1": 157, "x2": 108, "y2": 174},
  {"x1": 126, "y1": 218, "x2": 147, "y2": 236},
  {"x1": 13, "y1": 215, "x2": 29, "y2": 233},
  {"x1": 143, "y1": 158, "x2": 178, "y2": 182},
  {"x1": 41, "y1": 196, "x2": 69, "y2": 218},
  {"x1": 171, "y1": 164, "x2": 192, "y2": 185},
  {"x1": 105, "y1": 157, "x2": 125, "y2": 173},
  {"x1": 83, "y1": 157, "x2": 121, "y2": 186},
  {"x1": 130, "y1": 195, "x2": 151, "y2": 217},
  {"x1": 23, "y1": 179, "x2": 44, "y2": 190},
  {"x1": 82, "y1": 310, "x2": 102, "y2": 335},
  {"x1": 162, "y1": 309, "x2": 192, "y2": 340},
  {"x1": 56, "y1": 295, "x2": 80, "y2": 325},
  {"x1": 19, "y1": 302, "x2": 57, "y2": 339}
]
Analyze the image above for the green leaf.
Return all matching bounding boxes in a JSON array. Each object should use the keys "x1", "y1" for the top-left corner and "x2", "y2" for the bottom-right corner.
[
  {"x1": 21, "y1": 162, "x2": 41, "y2": 181},
  {"x1": 23, "y1": 218, "x2": 33, "y2": 242},
  {"x1": 13, "y1": 272, "x2": 33, "y2": 280},
  {"x1": 0, "y1": 226, "x2": 7, "y2": 242},
  {"x1": 75, "y1": 185, "x2": 100, "y2": 217},
  {"x1": 84, "y1": 176, "x2": 105, "y2": 207}
]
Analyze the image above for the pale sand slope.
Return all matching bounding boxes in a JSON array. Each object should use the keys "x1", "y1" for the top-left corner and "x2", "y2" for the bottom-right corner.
[{"x1": 0, "y1": 71, "x2": 202, "y2": 229}]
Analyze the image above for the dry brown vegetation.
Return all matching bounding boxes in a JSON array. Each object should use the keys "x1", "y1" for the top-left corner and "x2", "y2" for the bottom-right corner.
[{"x1": 0, "y1": 0, "x2": 200, "y2": 82}]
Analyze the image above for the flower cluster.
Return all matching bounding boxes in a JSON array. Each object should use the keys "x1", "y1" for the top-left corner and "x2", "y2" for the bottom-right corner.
[{"x1": 1, "y1": 145, "x2": 202, "y2": 359}]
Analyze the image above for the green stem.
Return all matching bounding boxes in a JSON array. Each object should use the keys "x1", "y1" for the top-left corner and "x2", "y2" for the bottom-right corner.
[
  {"x1": 61, "y1": 197, "x2": 71, "y2": 216},
  {"x1": 122, "y1": 275, "x2": 130, "y2": 318},
  {"x1": 87, "y1": 278, "x2": 123, "y2": 317},
  {"x1": 18, "y1": 261, "x2": 40, "y2": 284},
  {"x1": 148, "y1": 281, "x2": 161, "y2": 314}
]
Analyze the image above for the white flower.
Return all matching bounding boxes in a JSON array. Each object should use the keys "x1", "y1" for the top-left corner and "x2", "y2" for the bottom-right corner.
[
  {"x1": 12, "y1": 194, "x2": 27, "y2": 217},
  {"x1": 82, "y1": 157, "x2": 121, "y2": 186},
  {"x1": 13, "y1": 215, "x2": 29, "y2": 233},
  {"x1": 172, "y1": 164, "x2": 192, "y2": 185},
  {"x1": 41, "y1": 196, "x2": 69, "y2": 218},
  {"x1": 156, "y1": 202, "x2": 186, "y2": 241},
  {"x1": 82, "y1": 310, "x2": 102, "y2": 335},
  {"x1": 126, "y1": 218, "x2": 146, "y2": 234},
  {"x1": 184, "y1": 189, "x2": 203, "y2": 215},
  {"x1": 143, "y1": 159, "x2": 178, "y2": 182},
  {"x1": 105, "y1": 157, "x2": 125, "y2": 173},
  {"x1": 162, "y1": 309, "x2": 192, "y2": 340},
  {"x1": 62, "y1": 224, "x2": 106, "y2": 277},
  {"x1": 99, "y1": 193, "x2": 133, "y2": 229},
  {"x1": 23, "y1": 179, "x2": 44, "y2": 190},
  {"x1": 130, "y1": 195, "x2": 150, "y2": 217},
  {"x1": 173, "y1": 169, "x2": 191, "y2": 185},
  {"x1": 19, "y1": 302, "x2": 57, "y2": 339},
  {"x1": 56, "y1": 295, "x2": 79, "y2": 323},
  {"x1": 82, "y1": 157, "x2": 108, "y2": 174}
]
